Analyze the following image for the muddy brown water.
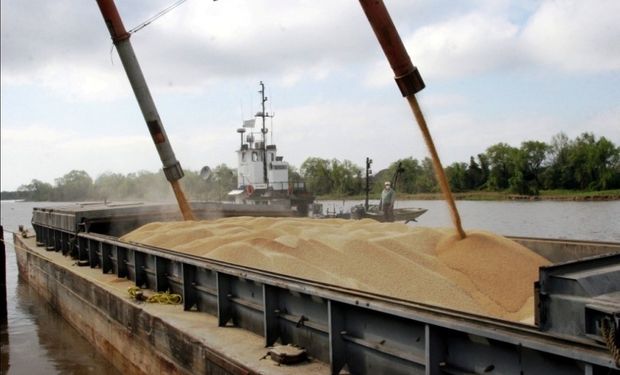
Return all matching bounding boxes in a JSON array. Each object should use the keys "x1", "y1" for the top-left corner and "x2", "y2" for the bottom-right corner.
[
  {"x1": 1, "y1": 199, "x2": 619, "y2": 373},
  {"x1": 1, "y1": 201, "x2": 120, "y2": 375}
]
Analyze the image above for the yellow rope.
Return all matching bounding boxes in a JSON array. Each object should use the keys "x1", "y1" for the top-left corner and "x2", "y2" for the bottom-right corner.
[
  {"x1": 127, "y1": 286, "x2": 182, "y2": 305},
  {"x1": 127, "y1": 286, "x2": 142, "y2": 298},
  {"x1": 601, "y1": 319, "x2": 620, "y2": 367}
]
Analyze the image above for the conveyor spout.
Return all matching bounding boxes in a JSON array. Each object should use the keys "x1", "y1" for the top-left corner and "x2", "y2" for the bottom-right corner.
[
  {"x1": 95, "y1": 0, "x2": 195, "y2": 221},
  {"x1": 358, "y1": 0, "x2": 465, "y2": 239}
]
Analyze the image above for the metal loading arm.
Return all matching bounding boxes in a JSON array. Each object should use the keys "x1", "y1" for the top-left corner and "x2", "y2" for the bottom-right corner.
[
  {"x1": 359, "y1": 0, "x2": 466, "y2": 239},
  {"x1": 358, "y1": 1, "x2": 425, "y2": 97},
  {"x1": 95, "y1": 0, "x2": 195, "y2": 221}
]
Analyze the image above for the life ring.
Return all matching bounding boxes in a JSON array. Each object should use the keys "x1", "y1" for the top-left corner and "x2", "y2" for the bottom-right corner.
[{"x1": 245, "y1": 185, "x2": 255, "y2": 196}]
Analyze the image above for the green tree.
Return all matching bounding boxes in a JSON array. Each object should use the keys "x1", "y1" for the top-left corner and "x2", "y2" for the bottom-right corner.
[
  {"x1": 130, "y1": 170, "x2": 170, "y2": 201},
  {"x1": 509, "y1": 141, "x2": 550, "y2": 195},
  {"x1": 591, "y1": 136, "x2": 620, "y2": 190},
  {"x1": 181, "y1": 170, "x2": 209, "y2": 201},
  {"x1": 17, "y1": 179, "x2": 54, "y2": 201},
  {"x1": 94, "y1": 172, "x2": 126, "y2": 200},
  {"x1": 181, "y1": 164, "x2": 236, "y2": 201},
  {"x1": 543, "y1": 132, "x2": 572, "y2": 189},
  {"x1": 445, "y1": 162, "x2": 468, "y2": 192},
  {"x1": 485, "y1": 143, "x2": 518, "y2": 190},
  {"x1": 212, "y1": 164, "x2": 236, "y2": 200},
  {"x1": 300, "y1": 157, "x2": 333, "y2": 195},
  {"x1": 383, "y1": 158, "x2": 420, "y2": 194},
  {"x1": 330, "y1": 159, "x2": 362, "y2": 195},
  {"x1": 54, "y1": 170, "x2": 93, "y2": 201},
  {"x1": 465, "y1": 156, "x2": 483, "y2": 190},
  {"x1": 288, "y1": 165, "x2": 302, "y2": 182},
  {"x1": 477, "y1": 153, "x2": 490, "y2": 188},
  {"x1": 567, "y1": 133, "x2": 620, "y2": 190},
  {"x1": 416, "y1": 157, "x2": 438, "y2": 193}
]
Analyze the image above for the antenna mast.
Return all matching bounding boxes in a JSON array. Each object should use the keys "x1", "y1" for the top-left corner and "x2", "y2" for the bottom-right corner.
[{"x1": 256, "y1": 81, "x2": 273, "y2": 184}]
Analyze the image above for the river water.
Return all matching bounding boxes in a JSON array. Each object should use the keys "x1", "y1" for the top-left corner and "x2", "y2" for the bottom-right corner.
[
  {"x1": 1, "y1": 199, "x2": 619, "y2": 373},
  {"x1": 1, "y1": 201, "x2": 120, "y2": 375},
  {"x1": 321, "y1": 199, "x2": 620, "y2": 242}
]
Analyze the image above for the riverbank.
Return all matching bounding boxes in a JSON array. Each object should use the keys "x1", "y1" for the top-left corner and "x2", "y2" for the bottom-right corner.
[{"x1": 319, "y1": 189, "x2": 620, "y2": 202}]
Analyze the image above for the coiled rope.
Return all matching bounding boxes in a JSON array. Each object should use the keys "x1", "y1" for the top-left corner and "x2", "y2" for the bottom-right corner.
[
  {"x1": 601, "y1": 318, "x2": 620, "y2": 367},
  {"x1": 127, "y1": 286, "x2": 182, "y2": 305}
]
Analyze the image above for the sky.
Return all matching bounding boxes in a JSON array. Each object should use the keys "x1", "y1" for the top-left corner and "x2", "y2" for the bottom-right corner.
[{"x1": 1, "y1": 0, "x2": 619, "y2": 191}]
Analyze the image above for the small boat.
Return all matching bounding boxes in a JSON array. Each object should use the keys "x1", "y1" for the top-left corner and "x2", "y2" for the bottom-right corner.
[
  {"x1": 319, "y1": 204, "x2": 427, "y2": 223},
  {"x1": 352, "y1": 204, "x2": 427, "y2": 223},
  {"x1": 343, "y1": 160, "x2": 428, "y2": 223}
]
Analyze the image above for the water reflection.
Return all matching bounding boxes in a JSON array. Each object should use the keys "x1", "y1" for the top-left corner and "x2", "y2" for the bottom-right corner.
[
  {"x1": 1, "y1": 199, "x2": 619, "y2": 373},
  {"x1": 1, "y1": 200, "x2": 120, "y2": 375},
  {"x1": 320, "y1": 199, "x2": 620, "y2": 242},
  {"x1": 1, "y1": 310, "x2": 9, "y2": 375},
  {"x1": 12, "y1": 276, "x2": 120, "y2": 375}
]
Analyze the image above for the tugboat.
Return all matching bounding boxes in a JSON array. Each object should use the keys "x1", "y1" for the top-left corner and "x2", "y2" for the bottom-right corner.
[
  {"x1": 223, "y1": 82, "x2": 314, "y2": 215},
  {"x1": 211, "y1": 81, "x2": 425, "y2": 222}
]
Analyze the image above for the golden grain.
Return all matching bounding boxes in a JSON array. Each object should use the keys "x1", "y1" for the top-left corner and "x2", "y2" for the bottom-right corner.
[{"x1": 121, "y1": 217, "x2": 549, "y2": 322}]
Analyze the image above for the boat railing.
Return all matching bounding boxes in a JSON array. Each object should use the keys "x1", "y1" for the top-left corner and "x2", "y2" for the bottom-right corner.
[{"x1": 265, "y1": 181, "x2": 308, "y2": 193}]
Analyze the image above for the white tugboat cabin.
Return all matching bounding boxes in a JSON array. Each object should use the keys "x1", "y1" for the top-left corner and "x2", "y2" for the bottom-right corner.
[{"x1": 228, "y1": 82, "x2": 313, "y2": 215}]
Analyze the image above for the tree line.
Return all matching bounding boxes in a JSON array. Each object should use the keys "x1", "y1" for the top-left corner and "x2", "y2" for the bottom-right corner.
[
  {"x1": 3, "y1": 132, "x2": 619, "y2": 202},
  {"x1": 4, "y1": 165, "x2": 237, "y2": 202},
  {"x1": 302, "y1": 132, "x2": 619, "y2": 196}
]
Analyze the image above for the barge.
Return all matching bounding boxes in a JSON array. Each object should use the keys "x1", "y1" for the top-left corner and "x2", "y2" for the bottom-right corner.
[
  {"x1": 12, "y1": 1, "x2": 618, "y2": 373},
  {"x1": 11, "y1": 202, "x2": 620, "y2": 374}
]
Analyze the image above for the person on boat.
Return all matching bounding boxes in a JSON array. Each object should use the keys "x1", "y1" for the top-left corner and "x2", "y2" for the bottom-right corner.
[{"x1": 380, "y1": 181, "x2": 395, "y2": 222}]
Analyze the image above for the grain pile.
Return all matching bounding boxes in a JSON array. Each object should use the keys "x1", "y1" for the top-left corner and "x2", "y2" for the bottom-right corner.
[{"x1": 121, "y1": 217, "x2": 550, "y2": 322}]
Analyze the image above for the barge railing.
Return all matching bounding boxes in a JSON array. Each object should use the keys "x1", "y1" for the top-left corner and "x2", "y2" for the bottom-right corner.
[{"x1": 31, "y1": 223, "x2": 619, "y2": 374}]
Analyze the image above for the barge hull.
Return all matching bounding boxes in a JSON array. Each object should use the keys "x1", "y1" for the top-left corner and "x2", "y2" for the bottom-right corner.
[
  {"x1": 14, "y1": 235, "x2": 328, "y2": 375},
  {"x1": 15, "y1": 228, "x2": 620, "y2": 374}
]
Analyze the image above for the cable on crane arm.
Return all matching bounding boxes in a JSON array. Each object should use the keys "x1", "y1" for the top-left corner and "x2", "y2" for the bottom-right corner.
[{"x1": 128, "y1": 0, "x2": 188, "y2": 34}]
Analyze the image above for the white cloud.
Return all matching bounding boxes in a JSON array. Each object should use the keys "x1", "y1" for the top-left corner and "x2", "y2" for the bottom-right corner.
[
  {"x1": 2, "y1": 0, "x2": 619, "y2": 191},
  {"x1": 364, "y1": 0, "x2": 620, "y2": 84},
  {"x1": 420, "y1": 93, "x2": 470, "y2": 110},
  {"x1": 262, "y1": 100, "x2": 430, "y2": 170},
  {"x1": 123, "y1": 0, "x2": 372, "y2": 92},
  {"x1": 428, "y1": 112, "x2": 561, "y2": 162},
  {"x1": 580, "y1": 106, "x2": 620, "y2": 142},
  {"x1": 521, "y1": 0, "x2": 620, "y2": 72},
  {"x1": 1, "y1": 125, "x2": 156, "y2": 189},
  {"x1": 4, "y1": 0, "x2": 619, "y2": 100},
  {"x1": 2, "y1": 125, "x2": 68, "y2": 144},
  {"x1": 363, "y1": 61, "x2": 396, "y2": 88},
  {"x1": 405, "y1": 12, "x2": 521, "y2": 79},
  {"x1": 40, "y1": 64, "x2": 130, "y2": 102},
  {"x1": 0, "y1": 0, "x2": 135, "y2": 101}
]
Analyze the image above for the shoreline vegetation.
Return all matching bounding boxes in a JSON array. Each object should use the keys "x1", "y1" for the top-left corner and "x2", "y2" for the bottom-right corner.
[
  {"x1": 4, "y1": 189, "x2": 619, "y2": 203},
  {"x1": 2, "y1": 132, "x2": 619, "y2": 203},
  {"x1": 319, "y1": 189, "x2": 620, "y2": 202}
]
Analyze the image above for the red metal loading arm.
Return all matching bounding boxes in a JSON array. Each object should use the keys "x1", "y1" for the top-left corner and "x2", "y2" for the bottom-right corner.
[
  {"x1": 359, "y1": 0, "x2": 466, "y2": 239},
  {"x1": 95, "y1": 0, "x2": 195, "y2": 221}
]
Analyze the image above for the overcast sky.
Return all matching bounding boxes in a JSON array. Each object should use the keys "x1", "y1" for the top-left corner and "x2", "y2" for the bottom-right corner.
[{"x1": 2, "y1": 0, "x2": 619, "y2": 191}]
